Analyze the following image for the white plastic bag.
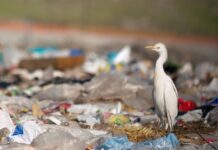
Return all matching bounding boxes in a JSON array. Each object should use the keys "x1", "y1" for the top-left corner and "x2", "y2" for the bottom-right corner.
[
  {"x1": 0, "y1": 109, "x2": 15, "y2": 133},
  {"x1": 114, "y1": 46, "x2": 131, "y2": 65},
  {"x1": 9, "y1": 121, "x2": 43, "y2": 144}
]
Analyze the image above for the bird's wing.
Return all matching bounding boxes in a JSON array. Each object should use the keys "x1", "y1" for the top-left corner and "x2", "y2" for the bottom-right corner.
[
  {"x1": 164, "y1": 76, "x2": 178, "y2": 128},
  {"x1": 166, "y1": 76, "x2": 178, "y2": 98}
]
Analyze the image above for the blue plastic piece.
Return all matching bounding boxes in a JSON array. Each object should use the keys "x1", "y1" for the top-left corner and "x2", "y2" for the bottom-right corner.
[
  {"x1": 95, "y1": 136, "x2": 133, "y2": 150},
  {"x1": 107, "y1": 51, "x2": 118, "y2": 64},
  {"x1": 29, "y1": 47, "x2": 57, "y2": 55},
  {"x1": 206, "y1": 98, "x2": 218, "y2": 106},
  {"x1": 110, "y1": 64, "x2": 116, "y2": 71},
  {"x1": 96, "y1": 133, "x2": 179, "y2": 150},
  {"x1": 69, "y1": 49, "x2": 84, "y2": 57},
  {"x1": 12, "y1": 124, "x2": 24, "y2": 136},
  {"x1": 132, "y1": 133, "x2": 179, "y2": 150}
]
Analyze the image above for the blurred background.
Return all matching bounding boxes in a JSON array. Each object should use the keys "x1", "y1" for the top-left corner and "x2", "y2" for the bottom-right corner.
[
  {"x1": 0, "y1": 0, "x2": 218, "y2": 35},
  {"x1": 0, "y1": 0, "x2": 218, "y2": 66}
]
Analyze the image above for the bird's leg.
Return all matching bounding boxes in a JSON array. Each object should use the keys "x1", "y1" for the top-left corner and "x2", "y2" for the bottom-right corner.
[
  {"x1": 164, "y1": 121, "x2": 173, "y2": 134},
  {"x1": 166, "y1": 111, "x2": 173, "y2": 133},
  {"x1": 154, "y1": 118, "x2": 160, "y2": 136},
  {"x1": 164, "y1": 118, "x2": 168, "y2": 130},
  {"x1": 163, "y1": 118, "x2": 171, "y2": 134},
  {"x1": 159, "y1": 118, "x2": 165, "y2": 130},
  {"x1": 165, "y1": 123, "x2": 171, "y2": 134},
  {"x1": 157, "y1": 117, "x2": 161, "y2": 129}
]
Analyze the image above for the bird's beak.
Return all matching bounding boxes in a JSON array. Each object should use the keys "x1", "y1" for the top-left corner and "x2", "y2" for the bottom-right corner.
[{"x1": 145, "y1": 45, "x2": 155, "y2": 50}]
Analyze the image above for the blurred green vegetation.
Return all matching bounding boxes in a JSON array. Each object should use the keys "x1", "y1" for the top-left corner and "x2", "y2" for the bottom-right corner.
[{"x1": 0, "y1": 0, "x2": 217, "y2": 36}]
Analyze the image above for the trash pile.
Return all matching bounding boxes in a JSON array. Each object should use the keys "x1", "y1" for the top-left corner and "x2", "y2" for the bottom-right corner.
[{"x1": 0, "y1": 45, "x2": 218, "y2": 150}]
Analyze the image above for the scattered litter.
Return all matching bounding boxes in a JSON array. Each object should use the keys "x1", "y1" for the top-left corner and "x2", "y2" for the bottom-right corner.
[{"x1": 0, "y1": 44, "x2": 217, "y2": 149}]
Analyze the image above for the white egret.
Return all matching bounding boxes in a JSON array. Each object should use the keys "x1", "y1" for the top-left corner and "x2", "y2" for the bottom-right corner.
[{"x1": 145, "y1": 43, "x2": 178, "y2": 131}]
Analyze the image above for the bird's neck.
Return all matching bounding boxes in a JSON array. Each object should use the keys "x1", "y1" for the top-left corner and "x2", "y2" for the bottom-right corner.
[{"x1": 155, "y1": 53, "x2": 167, "y2": 76}]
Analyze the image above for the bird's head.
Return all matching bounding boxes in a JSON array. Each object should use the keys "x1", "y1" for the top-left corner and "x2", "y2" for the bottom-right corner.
[{"x1": 145, "y1": 43, "x2": 167, "y2": 54}]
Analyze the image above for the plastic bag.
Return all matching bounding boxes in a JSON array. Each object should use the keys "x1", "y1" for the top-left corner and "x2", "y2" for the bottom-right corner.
[
  {"x1": 96, "y1": 133, "x2": 179, "y2": 150},
  {"x1": 114, "y1": 46, "x2": 131, "y2": 65},
  {"x1": 178, "y1": 98, "x2": 197, "y2": 112},
  {"x1": 131, "y1": 133, "x2": 179, "y2": 150},
  {"x1": 0, "y1": 109, "x2": 15, "y2": 133},
  {"x1": 95, "y1": 136, "x2": 133, "y2": 150},
  {"x1": 179, "y1": 110, "x2": 202, "y2": 122},
  {"x1": 9, "y1": 121, "x2": 43, "y2": 144}
]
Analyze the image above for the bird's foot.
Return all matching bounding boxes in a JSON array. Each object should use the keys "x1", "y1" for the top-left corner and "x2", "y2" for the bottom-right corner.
[{"x1": 159, "y1": 124, "x2": 164, "y2": 129}]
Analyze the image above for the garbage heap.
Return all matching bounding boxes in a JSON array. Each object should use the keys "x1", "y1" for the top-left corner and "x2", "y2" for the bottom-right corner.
[{"x1": 0, "y1": 45, "x2": 218, "y2": 150}]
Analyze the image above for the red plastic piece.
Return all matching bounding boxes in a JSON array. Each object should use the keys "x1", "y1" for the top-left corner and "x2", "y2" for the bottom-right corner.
[
  {"x1": 178, "y1": 98, "x2": 197, "y2": 112},
  {"x1": 59, "y1": 103, "x2": 71, "y2": 110}
]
